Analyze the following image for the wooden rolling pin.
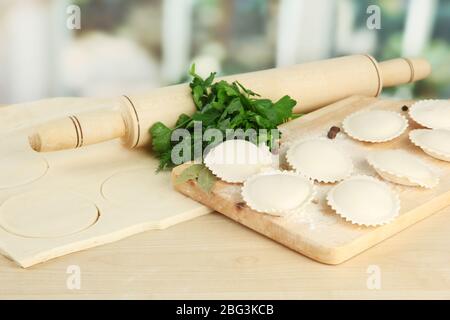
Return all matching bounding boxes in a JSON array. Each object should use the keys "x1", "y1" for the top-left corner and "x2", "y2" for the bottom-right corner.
[{"x1": 29, "y1": 55, "x2": 431, "y2": 152}]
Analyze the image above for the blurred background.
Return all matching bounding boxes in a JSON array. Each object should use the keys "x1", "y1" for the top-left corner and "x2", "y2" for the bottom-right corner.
[{"x1": 0, "y1": 0, "x2": 449, "y2": 105}]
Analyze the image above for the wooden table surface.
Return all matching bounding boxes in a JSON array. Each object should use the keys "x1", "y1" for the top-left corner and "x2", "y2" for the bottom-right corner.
[
  {"x1": 1, "y1": 206, "x2": 449, "y2": 299},
  {"x1": 0, "y1": 102, "x2": 449, "y2": 299}
]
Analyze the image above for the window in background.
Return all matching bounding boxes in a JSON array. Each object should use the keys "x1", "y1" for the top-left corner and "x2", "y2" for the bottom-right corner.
[
  {"x1": 66, "y1": 0, "x2": 162, "y2": 97},
  {"x1": 0, "y1": 0, "x2": 449, "y2": 105},
  {"x1": 189, "y1": 0, "x2": 277, "y2": 80}
]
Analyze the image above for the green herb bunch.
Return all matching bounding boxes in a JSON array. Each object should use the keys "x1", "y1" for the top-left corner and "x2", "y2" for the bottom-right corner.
[{"x1": 150, "y1": 65, "x2": 300, "y2": 171}]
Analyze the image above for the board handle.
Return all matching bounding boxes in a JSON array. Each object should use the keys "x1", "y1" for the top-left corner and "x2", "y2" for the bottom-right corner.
[{"x1": 29, "y1": 110, "x2": 126, "y2": 152}]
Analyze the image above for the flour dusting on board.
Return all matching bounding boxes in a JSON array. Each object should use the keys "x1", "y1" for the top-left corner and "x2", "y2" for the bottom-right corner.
[{"x1": 216, "y1": 184, "x2": 243, "y2": 203}]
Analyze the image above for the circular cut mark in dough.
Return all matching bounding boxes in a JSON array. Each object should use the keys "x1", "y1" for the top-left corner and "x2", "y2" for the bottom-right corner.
[
  {"x1": 101, "y1": 167, "x2": 200, "y2": 211},
  {"x1": 409, "y1": 129, "x2": 450, "y2": 162},
  {"x1": 327, "y1": 175, "x2": 400, "y2": 227},
  {"x1": 409, "y1": 100, "x2": 450, "y2": 130},
  {"x1": 343, "y1": 110, "x2": 408, "y2": 143},
  {"x1": 0, "y1": 190, "x2": 99, "y2": 238},
  {"x1": 241, "y1": 170, "x2": 315, "y2": 217},
  {"x1": 367, "y1": 149, "x2": 439, "y2": 188},
  {"x1": 286, "y1": 138, "x2": 353, "y2": 183},
  {"x1": 0, "y1": 152, "x2": 48, "y2": 189}
]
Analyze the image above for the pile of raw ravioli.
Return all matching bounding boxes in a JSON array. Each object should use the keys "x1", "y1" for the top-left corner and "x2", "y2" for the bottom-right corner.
[{"x1": 200, "y1": 100, "x2": 450, "y2": 227}]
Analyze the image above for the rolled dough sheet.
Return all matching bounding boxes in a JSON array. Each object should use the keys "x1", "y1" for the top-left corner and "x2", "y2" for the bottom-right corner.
[
  {"x1": 101, "y1": 167, "x2": 197, "y2": 211},
  {"x1": 0, "y1": 98, "x2": 210, "y2": 268}
]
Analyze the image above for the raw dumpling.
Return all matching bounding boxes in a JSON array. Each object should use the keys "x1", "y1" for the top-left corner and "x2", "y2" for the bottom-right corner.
[
  {"x1": 343, "y1": 110, "x2": 408, "y2": 143},
  {"x1": 286, "y1": 138, "x2": 353, "y2": 183},
  {"x1": 409, "y1": 129, "x2": 450, "y2": 162},
  {"x1": 409, "y1": 100, "x2": 450, "y2": 130},
  {"x1": 367, "y1": 149, "x2": 439, "y2": 188},
  {"x1": 327, "y1": 175, "x2": 400, "y2": 227},
  {"x1": 241, "y1": 171, "x2": 315, "y2": 216},
  {"x1": 204, "y1": 139, "x2": 273, "y2": 183}
]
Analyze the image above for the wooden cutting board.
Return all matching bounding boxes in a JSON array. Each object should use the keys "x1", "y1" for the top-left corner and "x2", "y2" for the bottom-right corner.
[{"x1": 172, "y1": 96, "x2": 450, "y2": 265}]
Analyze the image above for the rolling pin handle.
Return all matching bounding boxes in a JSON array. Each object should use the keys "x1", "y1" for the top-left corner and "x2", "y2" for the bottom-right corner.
[
  {"x1": 29, "y1": 110, "x2": 127, "y2": 152},
  {"x1": 379, "y1": 57, "x2": 431, "y2": 87}
]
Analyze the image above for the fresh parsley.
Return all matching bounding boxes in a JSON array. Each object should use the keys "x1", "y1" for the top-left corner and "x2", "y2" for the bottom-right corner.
[
  {"x1": 174, "y1": 164, "x2": 217, "y2": 193},
  {"x1": 150, "y1": 64, "x2": 301, "y2": 171}
]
